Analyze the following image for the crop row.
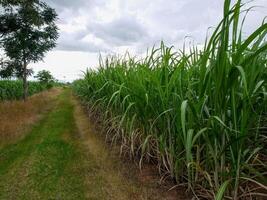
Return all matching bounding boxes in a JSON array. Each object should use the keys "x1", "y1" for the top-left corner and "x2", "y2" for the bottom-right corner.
[
  {"x1": 0, "y1": 80, "x2": 46, "y2": 100},
  {"x1": 73, "y1": 1, "x2": 267, "y2": 199}
]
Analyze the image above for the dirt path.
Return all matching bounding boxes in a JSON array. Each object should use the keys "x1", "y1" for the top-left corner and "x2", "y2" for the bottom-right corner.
[
  {"x1": 0, "y1": 88, "x2": 182, "y2": 200},
  {"x1": 73, "y1": 97, "x2": 141, "y2": 199},
  {"x1": 0, "y1": 89, "x2": 87, "y2": 199}
]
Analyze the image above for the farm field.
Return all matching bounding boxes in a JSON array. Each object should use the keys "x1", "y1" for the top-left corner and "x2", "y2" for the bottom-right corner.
[
  {"x1": 72, "y1": 1, "x2": 267, "y2": 199},
  {"x1": 0, "y1": 0, "x2": 266, "y2": 199},
  {"x1": 0, "y1": 88, "x2": 183, "y2": 200},
  {"x1": 0, "y1": 80, "x2": 47, "y2": 101}
]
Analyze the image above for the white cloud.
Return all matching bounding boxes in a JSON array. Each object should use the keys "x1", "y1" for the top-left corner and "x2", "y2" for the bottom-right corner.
[
  {"x1": 35, "y1": 0, "x2": 267, "y2": 81},
  {"x1": 30, "y1": 51, "x2": 100, "y2": 82}
]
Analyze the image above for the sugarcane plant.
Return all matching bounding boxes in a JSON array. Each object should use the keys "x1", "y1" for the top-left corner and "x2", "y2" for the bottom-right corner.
[{"x1": 73, "y1": 0, "x2": 267, "y2": 199}]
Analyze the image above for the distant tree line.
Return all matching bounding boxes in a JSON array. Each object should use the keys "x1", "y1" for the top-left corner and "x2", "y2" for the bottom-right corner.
[{"x1": 35, "y1": 70, "x2": 55, "y2": 88}]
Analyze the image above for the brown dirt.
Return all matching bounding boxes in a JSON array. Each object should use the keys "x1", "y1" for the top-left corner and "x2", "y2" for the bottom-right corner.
[{"x1": 0, "y1": 88, "x2": 62, "y2": 147}]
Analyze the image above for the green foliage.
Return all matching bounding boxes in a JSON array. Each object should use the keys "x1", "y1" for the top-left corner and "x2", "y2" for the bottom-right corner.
[
  {"x1": 73, "y1": 0, "x2": 267, "y2": 198},
  {"x1": 0, "y1": 0, "x2": 59, "y2": 64},
  {"x1": 0, "y1": 0, "x2": 58, "y2": 99},
  {"x1": 35, "y1": 70, "x2": 55, "y2": 89},
  {"x1": 0, "y1": 80, "x2": 46, "y2": 100},
  {"x1": 0, "y1": 59, "x2": 33, "y2": 79}
]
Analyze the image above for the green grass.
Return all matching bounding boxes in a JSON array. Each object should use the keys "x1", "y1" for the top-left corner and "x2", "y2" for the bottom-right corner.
[
  {"x1": 0, "y1": 89, "x2": 97, "y2": 200},
  {"x1": 0, "y1": 80, "x2": 46, "y2": 100},
  {"x1": 73, "y1": 0, "x2": 267, "y2": 199}
]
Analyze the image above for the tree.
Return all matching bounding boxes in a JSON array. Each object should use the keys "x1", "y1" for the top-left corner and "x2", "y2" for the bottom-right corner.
[
  {"x1": 0, "y1": 0, "x2": 58, "y2": 100},
  {"x1": 0, "y1": 58, "x2": 33, "y2": 79},
  {"x1": 35, "y1": 70, "x2": 54, "y2": 88}
]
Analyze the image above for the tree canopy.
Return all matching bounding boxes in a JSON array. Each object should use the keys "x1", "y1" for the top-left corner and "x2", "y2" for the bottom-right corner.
[
  {"x1": 0, "y1": 0, "x2": 59, "y2": 99},
  {"x1": 35, "y1": 70, "x2": 54, "y2": 83},
  {"x1": 0, "y1": 0, "x2": 58, "y2": 63}
]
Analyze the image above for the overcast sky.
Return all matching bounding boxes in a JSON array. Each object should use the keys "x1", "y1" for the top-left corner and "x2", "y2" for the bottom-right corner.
[{"x1": 31, "y1": 0, "x2": 266, "y2": 81}]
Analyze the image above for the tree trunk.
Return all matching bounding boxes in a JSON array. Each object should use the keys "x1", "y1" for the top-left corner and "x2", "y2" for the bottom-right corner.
[{"x1": 23, "y1": 61, "x2": 28, "y2": 101}]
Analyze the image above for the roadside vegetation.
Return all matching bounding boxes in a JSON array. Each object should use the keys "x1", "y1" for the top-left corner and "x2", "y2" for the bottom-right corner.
[
  {"x1": 0, "y1": 69, "x2": 60, "y2": 100},
  {"x1": 0, "y1": 80, "x2": 47, "y2": 100},
  {"x1": 73, "y1": 0, "x2": 267, "y2": 199},
  {"x1": 0, "y1": 88, "x2": 61, "y2": 146}
]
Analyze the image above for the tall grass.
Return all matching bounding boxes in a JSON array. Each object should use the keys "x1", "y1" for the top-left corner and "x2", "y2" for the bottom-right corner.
[
  {"x1": 0, "y1": 80, "x2": 46, "y2": 100},
  {"x1": 73, "y1": 0, "x2": 267, "y2": 199}
]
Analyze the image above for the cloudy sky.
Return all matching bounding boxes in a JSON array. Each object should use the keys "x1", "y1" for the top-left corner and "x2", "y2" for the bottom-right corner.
[{"x1": 31, "y1": 0, "x2": 266, "y2": 81}]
